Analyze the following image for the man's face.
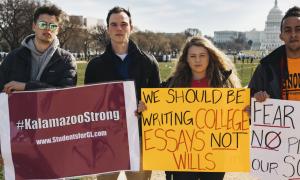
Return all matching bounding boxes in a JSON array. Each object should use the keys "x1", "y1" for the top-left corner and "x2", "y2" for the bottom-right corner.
[
  {"x1": 280, "y1": 16, "x2": 300, "y2": 52},
  {"x1": 107, "y1": 12, "x2": 132, "y2": 45},
  {"x1": 32, "y1": 14, "x2": 59, "y2": 44}
]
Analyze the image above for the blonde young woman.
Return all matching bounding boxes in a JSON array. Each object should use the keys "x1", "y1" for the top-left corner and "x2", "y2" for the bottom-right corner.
[
  {"x1": 163, "y1": 36, "x2": 240, "y2": 88},
  {"x1": 138, "y1": 36, "x2": 241, "y2": 180}
]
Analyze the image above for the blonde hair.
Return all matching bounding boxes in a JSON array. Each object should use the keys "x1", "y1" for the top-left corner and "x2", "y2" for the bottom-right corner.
[{"x1": 168, "y1": 36, "x2": 241, "y2": 88}]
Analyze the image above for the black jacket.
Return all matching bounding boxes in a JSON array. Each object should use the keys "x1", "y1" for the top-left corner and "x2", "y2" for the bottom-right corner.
[
  {"x1": 0, "y1": 46, "x2": 77, "y2": 91},
  {"x1": 248, "y1": 45, "x2": 287, "y2": 99},
  {"x1": 84, "y1": 40, "x2": 160, "y2": 100}
]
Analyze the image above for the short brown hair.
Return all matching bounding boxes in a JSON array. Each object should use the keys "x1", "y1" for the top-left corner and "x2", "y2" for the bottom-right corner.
[{"x1": 106, "y1": 6, "x2": 132, "y2": 27}]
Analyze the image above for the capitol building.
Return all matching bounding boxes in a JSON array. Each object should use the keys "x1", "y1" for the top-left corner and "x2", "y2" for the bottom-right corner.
[
  {"x1": 259, "y1": 0, "x2": 283, "y2": 51},
  {"x1": 214, "y1": 0, "x2": 284, "y2": 52},
  {"x1": 245, "y1": 0, "x2": 283, "y2": 52}
]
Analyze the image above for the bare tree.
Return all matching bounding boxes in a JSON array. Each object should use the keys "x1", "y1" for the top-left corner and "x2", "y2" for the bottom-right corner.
[
  {"x1": 90, "y1": 25, "x2": 109, "y2": 51},
  {"x1": 131, "y1": 31, "x2": 151, "y2": 51},
  {"x1": 62, "y1": 24, "x2": 109, "y2": 60},
  {"x1": 131, "y1": 31, "x2": 186, "y2": 56},
  {"x1": 0, "y1": 0, "x2": 40, "y2": 51},
  {"x1": 58, "y1": 14, "x2": 84, "y2": 49},
  {"x1": 184, "y1": 28, "x2": 201, "y2": 37},
  {"x1": 168, "y1": 33, "x2": 186, "y2": 52}
]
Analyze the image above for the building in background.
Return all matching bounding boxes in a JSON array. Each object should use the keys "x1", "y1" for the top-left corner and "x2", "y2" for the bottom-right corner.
[
  {"x1": 245, "y1": 29, "x2": 264, "y2": 50},
  {"x1": 259, "y1": 0, "x2": 283, "y2": 51},
  {"x1": 84, "y1": 17, "x2": 104, "y2": 29},
  {"x1": 214, "y1": 31, "x2": 240, "y2": 43},
  {"x1": 69, "y1": 15, "x2": 84, "y2": 26},
  {"x1": 214, "y1": 0, "x2": 283, "y2": 52},
  {"x1": 69, "y1": 15, "x2": 104, "y2": 29}
]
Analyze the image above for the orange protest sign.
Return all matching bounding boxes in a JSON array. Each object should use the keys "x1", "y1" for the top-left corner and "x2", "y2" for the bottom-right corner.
[{"x1": 141, "y1": 88, "x2": 250, "y2": 172}]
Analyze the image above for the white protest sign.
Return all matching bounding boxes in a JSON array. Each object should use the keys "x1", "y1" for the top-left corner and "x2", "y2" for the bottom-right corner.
[{"x1": 251, "y1": 98, "x2": 300, "y2": 180}]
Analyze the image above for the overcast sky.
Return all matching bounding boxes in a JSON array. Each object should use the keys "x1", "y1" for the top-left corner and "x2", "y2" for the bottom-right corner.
[{"x1": 48, "y1": 0, "x2": 299, "y2": 36}]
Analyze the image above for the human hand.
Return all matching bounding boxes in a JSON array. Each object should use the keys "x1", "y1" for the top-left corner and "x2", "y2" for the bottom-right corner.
[
  {"x1": 135, "y1": 101, "x2": 147, "y2": 117},
  {"x1": 3, "y1": 81, "x2": 26, "y2": 94},
  {"x1": 244, "y1": 105, "x2": 251, "y2": 117},
  {"x1": 253, "y1": 91, "x2": 270, "y2": 102},
  {"x1": 137, "y1": 101, "x2": 147, "y2": 113}
]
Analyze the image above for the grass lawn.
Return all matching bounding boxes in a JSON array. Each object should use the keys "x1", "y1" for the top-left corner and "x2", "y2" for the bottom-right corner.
[
  {"x1": 77, "y1": 62, "x2": 87, "y2": 85},
  {"x1": 235, "y1": 63, "x2": 258, "y2": 87},
  {"x1": 77, "y1": 60, "x2": 258, "y2": 87},
  {"x1": 0, "y1": 167, "x2": 2, "y2": 180}
]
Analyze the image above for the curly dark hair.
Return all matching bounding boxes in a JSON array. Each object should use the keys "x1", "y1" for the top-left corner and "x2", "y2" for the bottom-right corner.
[{"x1": 33, "y1": 5, "x2": 63, "y2": 24}]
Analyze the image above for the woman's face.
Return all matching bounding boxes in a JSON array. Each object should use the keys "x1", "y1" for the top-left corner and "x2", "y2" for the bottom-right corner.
[{"x1": 187, "y1": 45, "x2": 210, "y2": 79}]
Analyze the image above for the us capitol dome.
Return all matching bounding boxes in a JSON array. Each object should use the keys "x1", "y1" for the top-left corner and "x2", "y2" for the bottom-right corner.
[{"x1": 260, "y1": 0, "x2": 283, "y2": 51}]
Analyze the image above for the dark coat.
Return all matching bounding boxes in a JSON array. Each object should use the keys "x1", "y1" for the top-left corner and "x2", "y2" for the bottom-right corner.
[
  {"x1": 248, "y1": 45, "x2": 287, "y2": 99},
  {"x1": 84, "y1": 40, "x2": 160, "y2": 100},
  {"x1": 0, "y1": 46, "x2": 77, "y2": 91}
]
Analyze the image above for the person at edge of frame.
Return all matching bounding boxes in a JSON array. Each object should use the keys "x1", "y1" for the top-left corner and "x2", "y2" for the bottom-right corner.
[
  {"x1": 249, "y1": 6, "x2": 300, "y2": 102},
  {"x1": 0, "y1": 3, "x2": 77, "y2": 170}
]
